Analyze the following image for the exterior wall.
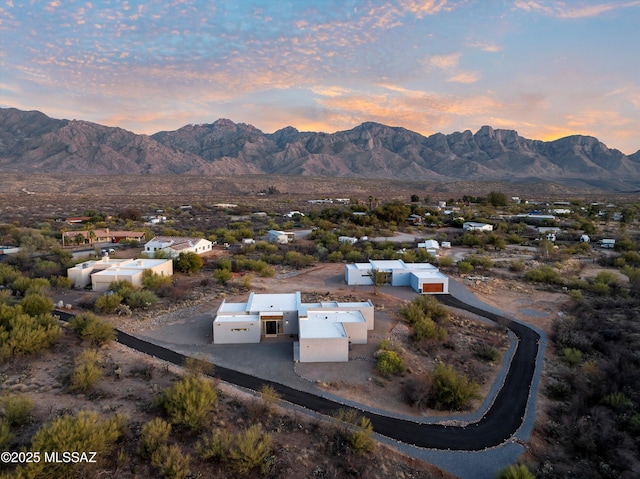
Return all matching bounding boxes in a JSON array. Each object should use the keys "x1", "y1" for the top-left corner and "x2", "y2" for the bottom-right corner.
[
  {"x1": 390, "y1": 268, "x2": 413, "y2": 286},
  {"x1": 345, "y1": 264, "x2": 373, "y2": 285},
  {"x1": 299, "y1": 337, "x2": 348, "y2": 362},
  {"x1": 343, "y1": 322, "x2": 367, "y2": 344},
  {"x1": 213, "y1": 319, "x2": 261, "y2": 344},
  {"x1": 410, "y1": 273, "x2": 449, "y2": 294},
  {"x1": 150, "y1": 260, "x2": 174, "y2": 277}
]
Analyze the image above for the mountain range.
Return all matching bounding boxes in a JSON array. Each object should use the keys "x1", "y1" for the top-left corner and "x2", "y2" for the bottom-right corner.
[{"x1": 1, "y1": 107, "x2": 639, "y2": 190}]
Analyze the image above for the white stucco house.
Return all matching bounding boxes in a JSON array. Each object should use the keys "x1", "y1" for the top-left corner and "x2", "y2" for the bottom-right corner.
[
  {"x1": 418, "y1": 239, "x2": 440, "y2": 256},
  {"x1": 344, "y1": 259, "x2": 449, "y2": 294},
  {"x1": 266, "y1": 230, "x2": 295, "y2": 244},
  {"x1": 463, "y1": 222, "x2": 494, "y2": 232},
  {"x1": 144, "y1": 236, "x2": 212, "y2": 258},
  {"x1": 212, "y1": 292, "x2": 374, "y2": 363},
  {"x1": 67, "y1": 257, "x2": 173, "y2": 292}
]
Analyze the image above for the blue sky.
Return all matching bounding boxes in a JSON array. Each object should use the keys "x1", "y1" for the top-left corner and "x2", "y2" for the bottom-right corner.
[{"x1": 1, "y1": 0, "x2": 639, "y2": 153}]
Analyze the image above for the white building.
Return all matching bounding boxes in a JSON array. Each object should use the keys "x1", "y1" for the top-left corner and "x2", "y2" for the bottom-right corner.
[
  {"x1": 212, "y1": 292, "x2": 374, "y2": 363},
  {"x1": 344, "y1": 259, "x2": 449, "y2": 294},
  {"x1": 418, "y1": 239, "x2": 440, "y2": 256},
  {"x1": 266, "y1": 230, "x2": 295, "y2": 244},
  {"x1": 144, "y1": 236, "x2": 213, "y2": 258},
  {"x1": 463, "y1": 222, "x2": 494, "y2": 232},
  {"x1": 67, "y1": 257, "x2": 173, "y2": 292}
]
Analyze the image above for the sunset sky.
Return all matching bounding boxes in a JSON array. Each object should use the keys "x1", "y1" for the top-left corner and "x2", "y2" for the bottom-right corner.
[{"x1": 1, "y1": 0, "x2": 639, "y2": 154}]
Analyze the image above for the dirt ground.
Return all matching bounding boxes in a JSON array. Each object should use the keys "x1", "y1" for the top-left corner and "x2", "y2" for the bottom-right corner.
[{"x1": 120, "y1": 262, "x2": 571, "y2": 418}]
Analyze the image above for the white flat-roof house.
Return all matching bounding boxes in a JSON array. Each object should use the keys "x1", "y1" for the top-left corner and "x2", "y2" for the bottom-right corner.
[
  {"x1": 144, "y1": 236, "x2": 213, "y2": 258},
  {"x1": 67, "y1": 257, "x2": 173, "y2": 292},
  {"x1": 266, "y1": 230, "x2": 295, "y2": 244},
  {"x1": 345, "y1": 259, "x2": 449, "y2": 294},
  {"x1": 212, "y1": 292, "x2": 374, "y2": 363},
  {"x1": 463, "y1": 222, "x2": 493, "y2": 232},
  {"x1": 418, "y1": 239, "x2": 440, "y2": 256}
]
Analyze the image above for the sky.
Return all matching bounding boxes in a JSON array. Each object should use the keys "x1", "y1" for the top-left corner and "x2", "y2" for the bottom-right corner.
[{"x1": 1, "y1": 0, "x2": 639, "y2": 154}]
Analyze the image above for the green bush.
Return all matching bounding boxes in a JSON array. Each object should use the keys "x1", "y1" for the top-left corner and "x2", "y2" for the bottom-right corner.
[
  {"x1": 151, "y1": 444, "x2": 191, "y2": 479},
  {"x1": 429, "y1": 363, "x2": 480, "y2": 411},
  {"x1": 139, "y1": 417, "x2": 172, "y2": 458},
  {"x1": 213, "y1": 268, "x2": 232, "y2": 285},
  {"x1": 197, "y1": 429, "x2": 232, "y2": 462},
  {"x1": 94, "y1": 293, "x2": 123, "y2": 313},
  {"x1": 19, "y1": 293, "x2": 54, "y2": 316},
  {"x1": 0, "y1": 419, "x2": 13, "y2": 449},
  {"x1": 524, "y1": 265, "x2": 562, "y2": 284},
  {"x1": 142, "y1": 269, "x2": 173, "y2": 289},
  {"x1": 376, "y1": 350, "x2": 406, "y2": 377},
  {"x1": 561, "y1": 347, "x2": 583, "y2": 366},
  {"x1": 457, "y1": 261, "x2": 474, "y2": 274},
  {"x1": 173, "y1": 252, "x2": 203, "y2": 274},
  {"x1": 0, "y1": 304, "x2": 61, "y2": 361},
  {"x1": 1, "y1": 393, "x2": 34, "y2": 426},
  {"x1": 228, "y1": 425, "x2": 273, "y2": 474},
  {"x1": 348, "y1": 416, "x2": 376, "y2": 455},
  {"x1": 22, "y1": 411, "x2": 126, "y2": 478},
  {"x1": 159, "y1": 376, "x2": 218, "y2": 431},
  {"x1": 496, "y1": 464, "x2": 535, "y2": 479},
  {"x1": 473, "y1": 343, "x2": 501, "y2": 362},
  {"x1": 70, "y1": 313, "x2": 116, "y2": 346},
  {"x1": 126, "y1": 289, "x2": 159, "y2": 309},
  {"x1": 70, "y1": 349, "x2": 102, "y2": 392}
]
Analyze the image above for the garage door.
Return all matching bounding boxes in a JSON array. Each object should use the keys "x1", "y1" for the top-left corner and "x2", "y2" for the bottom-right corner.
[{"x1": 421, "y1": 282, "x2": 444, "y2": 293}]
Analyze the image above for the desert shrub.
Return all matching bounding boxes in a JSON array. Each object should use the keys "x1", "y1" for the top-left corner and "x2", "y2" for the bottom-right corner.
[
  {"x1": 496, "y1": 464, "x2": 535, "y2": 479},
  {"x1": 327, "y1": 250, "x2": 344, "y2": 262},
  {"x1": 332, "y1": 409, "x2": 376, "y2": 455},
  {"x1": 1, "y1": 393, "x2": 34, "y2": 426},
  {"x1": 173, "y1": 252, "x2": 203, "y2": 274},
  {"x1": 509, "y1": 260, "x2": 525, "y2": 272},
  {"x1": 402, "y1": 374, "x2": 433, "y2": 410},
  {"x1": 467, "y1": 254, "x2": 494, "y2": 270},
  {"x1": 197, "y1": 429, "x2": 233, "y2": 462},
  {"x1": 429, "y1": 363, "x2": 480, "y2": 411},
  {"x1": 457, "y1": 261, "x2": 474, "y2": 274},
  {"x1": 473, "y1": 343, "x2": 501, "y2": 362},
  {"x1": 0, "y1": 264, "x2": 20, "y2": 287},
  {"x1": 151, "y1": 444, "x2": 191, "y2": 479},
  {"x1": 436, "y1": 256, "x2": 453, "y2": 267},
  {"x1": 228, "y1": 424, "x2": 273, "y2": 474},
  {"x1": 22, "y1": 411, "x2": 126, "y2": 478},
  {"x1": 139, "y1": 417, "x2": 172, "y2": 458},
  {"x1": 18, "y1": 292, "x2": 53, "y2": 317},
  {"x1": 49, "y1": 275, "x2": 73, "y2": 289},
  {"x1": 259, "y1": 384, "x2": 281, "y2": 413},
  {"x1": 213, "y1": 268, "x2": 232, "y2": 285},
  {"x1": 94, "y1": 293, "x2": 123, "y2": 313},
  {"x1": 126, "y1": 289, "x2": 159, "y2": 309},
  {"x1": 0, "y1": 304, "x2": 61, "y2": 361},
  {"x1": 70, "y1": 349, "x2": 102, "y2": 392},
  {"x1": 603, "y1": 392, "x2": 633, "y2": 412},
  {"x1": 561, "y1": 347, "x2": 583, "y2": 366},
  {"x1": 142, "y1": 269, "x2": 173, "y2": 289},
  {"x1": 158, "y1": 376, "x2": 218, "y2": 431},
  {"x1": 183, "y1": 355, "x2": 215, "y2": 378},
  {"x1": 376, "y1": 350, "x2": 406, "y2": 377},
  {"x1": 70, "y1": 313, "x2": 116, "y2": 346},
  {"x1": 588, "y1": 282, "x2": 610, "y2": 296},
  {"x1": 400, "y1": 298, "x2": 448, "y2": 343},
  {"x1": 0, "y1": 418, "x2": 12, "y2": 449},
  {"x1": 109, "y1": 280, "x2": 135, "y2": 299},
  {"x1": 524, "y1": 265, "x2": 562, "y2": 284}
]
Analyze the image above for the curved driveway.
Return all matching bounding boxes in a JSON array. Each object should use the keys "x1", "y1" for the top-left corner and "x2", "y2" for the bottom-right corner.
[{"x1": 57, "y1": 291, "x2": 541, "y2": 451}]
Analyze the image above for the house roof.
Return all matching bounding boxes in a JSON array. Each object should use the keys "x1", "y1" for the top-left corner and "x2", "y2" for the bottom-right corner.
[{"x1": 146, "y1": 236, "x2": 210, "y2": 250}]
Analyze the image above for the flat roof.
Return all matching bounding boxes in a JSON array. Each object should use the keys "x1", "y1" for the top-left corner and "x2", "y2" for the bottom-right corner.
[
  {"x1": 369, "y1": 259, "x2": 406, "y2": 269},
  {"x1": 214, "y1": 314, "x2": 260, "y2": 323},
  {"x1": 246, "y1": 292, "x2": 299, "y2": 313},
  {"x1": 218, "y1": 302, "x2": 249, "y2": 313},
  {"x1": 299, "y1": 317, "x2": 347, "y2": 339},
  {"x1": 411, "y1": 271, "x2": 449, "y2": 279}
]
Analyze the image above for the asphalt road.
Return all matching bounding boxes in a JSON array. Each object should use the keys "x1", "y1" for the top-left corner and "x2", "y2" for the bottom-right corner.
[{"x1": 57, "y1": 295, "x2": 540, "y2": 451}]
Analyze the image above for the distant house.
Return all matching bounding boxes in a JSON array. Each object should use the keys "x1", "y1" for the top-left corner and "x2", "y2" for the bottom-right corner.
[
  {"x1": 345, "y1": 259, "x2": 449, "y2": 294},
  {"x1": 267, "y1": 230, "x2": 295, "y2": 244},
  {"x1": 406, "y1": 214, "x2": 423, "y2": 225},
  {"x1": 144, "y1": 236, "x2": 213, "y2": 258},
  {"x1": 67, "y1": 257, "x2": 173, "y2": 292},
  {"x1": 338, "y1": 236, "x2": 358, "y2": 245},
  {"x1": 463, "y1": 222, "x2": 493, "y2": 232},
  {"x1": 64, "y1": 228, "x2": 145, "y2": 244},
  {"x1": 212, "y1": 292, "x2": 374, "y2": 363},
  {"x1": 418, "y1": 239, "x2": 440, "y2": 256}
]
